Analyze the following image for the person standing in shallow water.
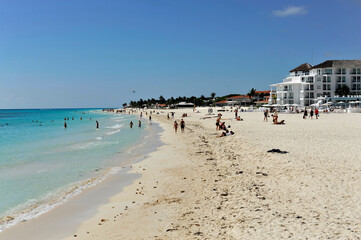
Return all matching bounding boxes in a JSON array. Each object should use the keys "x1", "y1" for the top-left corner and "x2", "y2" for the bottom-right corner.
[
  {"x1": 96, "y1": 120, "x2": 99, "y2": 129},
  {"x1": 130, "y1": 121, "x2": 133, "y2": 128},
  {"x1": 138, "y1": 120, "x2": 141, "y2": 128},
  {"x1": 174, "y1": 121, "x2": 178, "y2": 133},
  {"x1": 64, "y1": 122, "x2": 67, "y2": 128},
  {"x1": 180, "y1": 119, "x2": 185, "y2": 133}
]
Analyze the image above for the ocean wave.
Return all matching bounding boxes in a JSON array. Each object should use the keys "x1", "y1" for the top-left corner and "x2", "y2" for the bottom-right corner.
[
  {"x1": 69, "y1": 140, "x2": 118, "y2": 151},
  {"x1": 105, "y1": 129, "x2": 121, "y2": 136},
  {"x1": 106, "y1": 124, "x2": 124, "y2": 129}
]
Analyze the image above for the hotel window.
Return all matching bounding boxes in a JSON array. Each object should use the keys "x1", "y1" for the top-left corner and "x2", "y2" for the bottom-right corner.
[
  {"x1": 342, "y1": 76, "x2": 346, "y2": 82},
  {"x1": 358, "y1": 76, "x2": 361, "y2": 82},
  {"x1": 289, "y1": 85, "x2": 293, "y2": 91},
  {"x1": 353, "y1": 76, "x2": 357, "y2": 82},
  {"x1": 324, "y1": 69, "x2": 333, "y2": 74},
  {"x1": 317, "y1": 85, "x2": 321, "y2": 90},
  {"x1": 301, "y1": 77, "x2": 305, "y2": 82},
  {"x1": 352, "y1": 84, "x2": 357, "y2": 90},
  {"x1": 351, "y1": 68, "x2": 357, "y2": 74},
  {"x1": 307, "y1": 77, "x2": 313, "y2": 83},
  {"x1": 358, "y1": 68, "x2": 361, "y2": 74},
  {"x1": 309, "y1": 84, "x2": 314, "y2": 90},
  {"x1": 317, "y1": 77, "x2": 321, "y2": 82},
  {"x1": 323, "y1": 76, "x2": 331, "y2": 82},
  {"x1": 323, "y1": 84, "x2": 327, "y2": 90},
  {"x1": 358, "y1": 84, "x2": 361, "y2": 90},
  {"x1": 327, "y1": 84, "x2": 331, "y2": 90},
  {"x1": 317, "y1": 93, "x2": 321, "y2": 97},
  {"x1": 289, "y1": 93, "x2": 293, "y2": 99},
  {"x1": 317, "y1": 69, "x2": 321, "y2": 75},
  {"x1": 342, "y1": 68, "x2": 346, "y2": 74},
  {"x1": 310, "y1": 92, "x2": 314, "y2": 98}
]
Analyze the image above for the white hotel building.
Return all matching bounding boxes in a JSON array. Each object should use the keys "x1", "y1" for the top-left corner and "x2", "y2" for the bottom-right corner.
[{"x1": 270, "y1": 60, "x2": 361, "y2": 106}]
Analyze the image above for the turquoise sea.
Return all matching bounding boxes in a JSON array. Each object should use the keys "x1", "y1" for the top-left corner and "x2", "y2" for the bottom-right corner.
[{"x1": 0, "y1": 109, "x2": 147, "y2": 231}]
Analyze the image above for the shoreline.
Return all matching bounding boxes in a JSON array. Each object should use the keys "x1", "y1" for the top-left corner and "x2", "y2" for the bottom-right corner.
[{"x1": 0, "y1": 116, "x2": 163, "y2": 240}]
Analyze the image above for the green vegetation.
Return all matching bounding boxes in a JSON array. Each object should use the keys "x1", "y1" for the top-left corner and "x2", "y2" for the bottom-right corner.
[{"x1": 125, "y1": 93, "x2": 240, "y2": 108}]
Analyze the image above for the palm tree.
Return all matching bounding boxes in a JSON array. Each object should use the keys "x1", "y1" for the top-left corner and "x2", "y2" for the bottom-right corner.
[
  {"x1": 211, "y1": 92, "x2": 216, "y2": 99},
  {"x1": 247, "y1": 88, "x2": 257, "y2": 105}
]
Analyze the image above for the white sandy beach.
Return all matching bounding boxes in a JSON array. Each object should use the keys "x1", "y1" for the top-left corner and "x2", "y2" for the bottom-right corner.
[{"x1": 2, "y1": 108, "x2": 361, "y2": 239}]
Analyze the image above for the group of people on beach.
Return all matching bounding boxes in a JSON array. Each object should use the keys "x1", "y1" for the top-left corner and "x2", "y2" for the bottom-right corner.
[
  {"x1": 215, "y1": 113, "x2": 235, "y2": 137},
  {"x1": 303, "y1": 108, "x2": 319, "y2": 119},
  {"x1": 263, "y1": 109, "x2": 285, "y2": 125},
  {"x1": 173, "y1": 119, "x2": 185, "y2": 133}
]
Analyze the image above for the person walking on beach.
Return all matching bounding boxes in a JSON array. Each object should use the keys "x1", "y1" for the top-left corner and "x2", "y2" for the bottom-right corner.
[
  {"x1": 140, "y1": 112, "x2": 142, "y2": 118},
  {"x1": 167, "y1": 113, "x2": 170, "y2": 120},
  {"x1": 149, "y1": 115, "x2": 151, "y2": 121},
  {"x1": 315, "y1": 108, "x2": 319, "y2": 119},
  {"x1": 180, "y1": 119, "x2": 185, "y2": 133},
  {"x1": 264, "y1": 109, "x2": 269, "y2": 122},
  {"x1": 234, "y1": 108, "x2": 238, "y2": 119},
  {"x1": 64, "y1": 122, "x2": 67, "y2": 128},
  {"x1": 130, "y1": 121, "x2": 133, "y2": 128},
  {"x1": 310, "y1": 109, "x2": 314, "y2": 119},
  {"x1": 96, "y1": 120, "x2": 99, "y2": 129},
  {"x1": 303, "y1": 109, "x2": 308, "y2": 119},
  {"x1": 138, "y1": 120, "x2": 141, "y2": 128},
  {"x1": 174, "y1": 121, "x2": 178, "y2": 133}
]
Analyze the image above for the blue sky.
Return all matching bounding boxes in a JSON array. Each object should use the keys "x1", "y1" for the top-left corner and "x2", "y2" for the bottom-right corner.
[{"x1": 1, "y1": 0, "x2": 361, "y2": 108}]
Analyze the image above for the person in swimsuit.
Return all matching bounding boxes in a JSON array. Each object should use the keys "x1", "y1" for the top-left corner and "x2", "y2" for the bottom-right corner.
[
  {"x1": 216, "y1": 117, "x2": 220, "y2": 130},
  {"x1": 180, "y1": 119, "x2": 185, "y2": 133},
  {"x1": 174, "y1": 121, "x2": 178, "y2": 133},
  {"x1": 264, "y1": 109, "x2": 268, "y2": 122},
  {"x1": 138, "y1": 120, "x2": 142, "y2": 128},
  {"x1": 130, "y1": 121, "x2": 133, "y2": 128},
  {"x1": 96, "y1": 120, "x2": 99, "y2": 129}
]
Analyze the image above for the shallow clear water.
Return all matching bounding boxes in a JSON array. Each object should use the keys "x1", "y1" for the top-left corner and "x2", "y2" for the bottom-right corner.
[{"x1": 0, "y1": 109, "x2": 146, "y2": 229}]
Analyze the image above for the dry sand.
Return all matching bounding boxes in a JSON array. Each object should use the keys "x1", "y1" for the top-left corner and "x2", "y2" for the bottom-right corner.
[{"x1": 58, "y1": 107, "x2": 361, "y2": 239}]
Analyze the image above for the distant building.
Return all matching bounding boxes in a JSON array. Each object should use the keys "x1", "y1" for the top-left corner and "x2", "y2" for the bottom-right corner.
[
  {"x1": 177, "y1": 102, "x2": 194, "y2": 108},
  {"x1": 270, "y1": 60, "x2": 361, "y2": 106},
  {"x1": 226, "y1": 95, "x2": 250, "y2": 105},
  {"x1": 155, "y1": 104, "x2": 167, "y2": 109}
]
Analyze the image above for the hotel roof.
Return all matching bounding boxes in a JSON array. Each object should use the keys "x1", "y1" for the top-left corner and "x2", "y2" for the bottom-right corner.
[
  {"x1": 227, "y1": 95, "x2": 249, "y2": 99},
  {"x1": 255, "y1": 90, "x2": 271, "y2": 94},
  {"x1": 311, "y1": 60, "x2": 361, "y2": 69},
  {"x1": 289, "y1": 63, "x2": 312, "y2": 72}
]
